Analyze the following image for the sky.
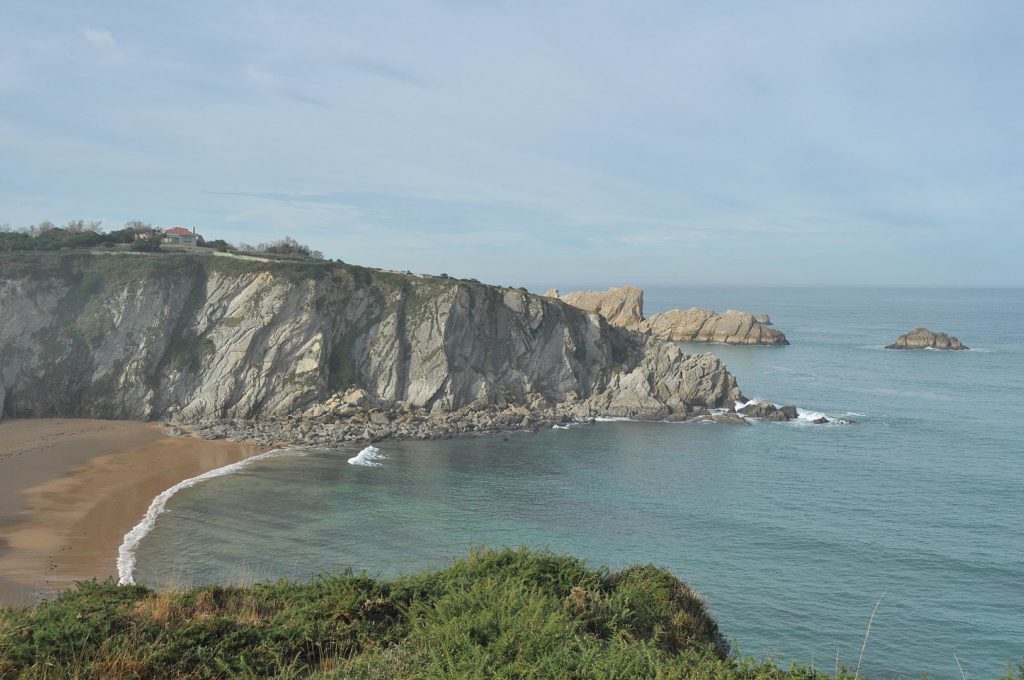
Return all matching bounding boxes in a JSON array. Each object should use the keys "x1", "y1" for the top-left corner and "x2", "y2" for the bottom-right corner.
[{"x1": 1, "y1": 1, "x2": 1022, "y2": 288}]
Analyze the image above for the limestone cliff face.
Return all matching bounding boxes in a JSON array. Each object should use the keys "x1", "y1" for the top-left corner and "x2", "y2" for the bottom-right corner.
[
  {"x1": 552, "y1": 286, "x2": 788, "y2": 345},
  {"x1": 0, "y1": 255, "x2": 742, "y2": 423}
]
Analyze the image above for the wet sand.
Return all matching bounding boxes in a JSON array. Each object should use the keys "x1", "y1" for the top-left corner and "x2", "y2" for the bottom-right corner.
[{"x1": 0, "y1": 419, "x2": 266, "y2": 606}]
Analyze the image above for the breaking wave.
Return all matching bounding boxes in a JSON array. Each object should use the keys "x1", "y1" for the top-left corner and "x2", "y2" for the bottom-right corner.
[
  {"x1": 735, "y1": 398, "x2": 851, "y2": 426},
  {"x1": 347, "y1": 445, "x2": 385, "y2": 467},
  {"x1": 117, "y1": 447, "x2": 305, "y2": 586}
]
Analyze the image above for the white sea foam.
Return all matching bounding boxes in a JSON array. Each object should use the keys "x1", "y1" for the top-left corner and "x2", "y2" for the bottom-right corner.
[
  {"x1": 552, "y1": 423, "x2": 573, "y2": 430},
  {"x1": 116, "y1": 447, "x2": 305, "y2": 586},
  {"x1": 347, "y1": 445, "x2": 385, "y2": 467},
  {"x1": 593, "y1": 416, "x2": 631, "y2": 422},
  {"x1": 796, "y1": 408, "x2": 827, "y2": 422},
  {"x1": 792, "y1": 408, "x2": 850, "y2": 426},
  {"x1": 737, "y1": 397, "x2": 851, "y2": 426}
]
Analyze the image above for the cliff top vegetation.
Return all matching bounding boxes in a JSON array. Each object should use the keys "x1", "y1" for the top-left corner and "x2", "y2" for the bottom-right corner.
[
  {"x1": 0, "y1": 546, "x2": 872, "y2": 680},
  {"x1": 0, "y1": 220, "x2": 322, "y2": 260}
]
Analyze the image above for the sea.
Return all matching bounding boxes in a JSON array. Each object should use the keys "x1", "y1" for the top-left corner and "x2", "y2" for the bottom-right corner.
[{"x1": 128, "y1": 287, "x2": 1024, "y2": 678}]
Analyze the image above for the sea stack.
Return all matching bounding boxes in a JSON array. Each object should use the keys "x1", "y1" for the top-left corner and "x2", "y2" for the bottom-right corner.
[{"x1": 885, "y1": 327, "x2": 968, "y2": 350}]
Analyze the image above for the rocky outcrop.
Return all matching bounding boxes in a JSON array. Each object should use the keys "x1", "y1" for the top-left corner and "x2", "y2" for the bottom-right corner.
[
  {"x1": 0, "y1": 254, "x2": 749, "y2": 428},
  {"x1": 885, "y1": 327, "x2": 968, "y2": 350},
  {"x1": 572, "y1": 345, "x2": 741, "y2": 420},
  {"x1": 738, "y1": 400, "x2": 798, "y2": 421},
  {"x1": 549, "y1": 286, "x2": 645, "y2": 329},
  {"x1": 550, "y1": 286, "x2": 787, "y2": 345},
  {"x1": 640, "y1": 308, "x2": 789, "y2": 345}
]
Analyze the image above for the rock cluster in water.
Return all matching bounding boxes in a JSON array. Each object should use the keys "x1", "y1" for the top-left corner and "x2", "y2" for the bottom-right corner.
[
  {"x1": 547, "y1": 286, "x2": 788, "y2": 345},
  {"x1": 885, "y1": 327, "x2": 968, "y2": 350}
]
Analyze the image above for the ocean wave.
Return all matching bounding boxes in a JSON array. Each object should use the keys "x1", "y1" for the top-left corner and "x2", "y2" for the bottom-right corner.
[
  {"x1": 593, "y1": 416, "x2": 631, "y2": 422},
  {"x1": 347, "y1": 445, "x2": 385, "y2": 467},
  {"x1": 736, "y1": 398, "x2": 850, "y2": 426},
  {"x1": 117, "y1": 447, "x2": 306, "y2": 586},
  {"x1": 792, "y1": 408, "x2": 849, "y2": 426}
]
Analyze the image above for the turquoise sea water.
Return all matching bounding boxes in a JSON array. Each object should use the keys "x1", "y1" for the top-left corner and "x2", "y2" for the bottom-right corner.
[{"x1": 133, "y1": 287, "x2": 1024, "y2": 678}]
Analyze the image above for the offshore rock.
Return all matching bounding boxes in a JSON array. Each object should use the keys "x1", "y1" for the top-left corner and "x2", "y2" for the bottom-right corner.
[
  {"x1": 640, "y1": 308, "x2": 788, "y2": 345},
  {"x1": 885, "y1": 327, "x2": 968, "y2": 350},
  {"x1": 553, "y1": 286, "x2": 787, "y2": 345},
  {"x1": 738, "y1": 400, "x2": 798, "y2": 421}
]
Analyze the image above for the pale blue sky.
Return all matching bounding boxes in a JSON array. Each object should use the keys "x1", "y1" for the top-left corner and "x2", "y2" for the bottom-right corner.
[{"x1": 2, "y1": 1, "x2": 1022, "y2": 287}]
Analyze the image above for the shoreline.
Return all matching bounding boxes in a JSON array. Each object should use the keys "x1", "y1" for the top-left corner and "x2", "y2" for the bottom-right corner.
[
  {"x1": 179, "y1": 390, "x2": 813, "y2": 449},
  {"x1": 0, "y1": 419, "x2": 267, "y2": 606}
]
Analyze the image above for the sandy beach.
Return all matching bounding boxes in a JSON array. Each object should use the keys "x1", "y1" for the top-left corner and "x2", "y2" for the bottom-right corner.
[{"x1": 0, "y1": 419, "x2": 266, "y2": 606}]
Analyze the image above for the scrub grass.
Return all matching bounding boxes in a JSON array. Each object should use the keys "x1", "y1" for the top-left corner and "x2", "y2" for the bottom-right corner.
[{"x1": 0, "y1": 547, "x2": 944, "y2": 679}]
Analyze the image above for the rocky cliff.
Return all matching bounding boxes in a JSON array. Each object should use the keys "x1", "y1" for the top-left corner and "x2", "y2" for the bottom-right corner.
[
  {"x1": 885, "y1": 327, "x2": 968, "y2": 350},
  {"x1": 547, "y1": 287, "x2": 788, "y2": 345},
  {"x1": 549, "y1": 286, "x2": 645, "y2": 329},
  {"x1": 0, "y1": 254, "x2": 746, "y2": 426}
]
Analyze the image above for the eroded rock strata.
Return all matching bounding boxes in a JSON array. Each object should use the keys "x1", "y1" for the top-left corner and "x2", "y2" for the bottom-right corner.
[
  {"x1": 885, "y1": 327, "x2": 968, "y2": 350},
  {"x1": 547, "y1": 286, "x2": 788, "y2": 345},
  {"x1": 0, "y1": 254, "x2": 807, "y2": 444}
]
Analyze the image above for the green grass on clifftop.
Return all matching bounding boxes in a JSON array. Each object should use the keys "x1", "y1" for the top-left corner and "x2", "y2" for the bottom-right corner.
[{"x1": 0, "y1": 547, "x2": 870, "y2": 679}]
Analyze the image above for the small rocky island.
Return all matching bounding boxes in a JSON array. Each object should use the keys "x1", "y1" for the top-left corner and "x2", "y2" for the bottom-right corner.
[
  {"x1": 545, "y1": 285, "x2": 788, "y2": 345},
  {"x1": 885, "y1": 327, "x2": 968, "y2": 350}
]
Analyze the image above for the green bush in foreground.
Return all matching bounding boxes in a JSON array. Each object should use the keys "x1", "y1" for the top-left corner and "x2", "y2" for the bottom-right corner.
[{"x1": 0, "y1": 547, "x2": 864, "y2": 679}]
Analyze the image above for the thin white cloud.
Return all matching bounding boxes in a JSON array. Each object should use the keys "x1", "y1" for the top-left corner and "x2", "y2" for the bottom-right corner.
[
  {"x1": 245, "y1": 64, "x2": 329, "y2": 107},
  {"x1": 82, "y1": 28, "x2": 115, "y2": 49},
  {"x1": 245, "y1": 65, "x2": 276, "y2": 88}
]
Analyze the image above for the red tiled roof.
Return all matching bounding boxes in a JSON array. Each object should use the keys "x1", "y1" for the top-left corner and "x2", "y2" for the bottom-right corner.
[{"x1": 165, "y1": 227, "x2": 193, "y2": 236}]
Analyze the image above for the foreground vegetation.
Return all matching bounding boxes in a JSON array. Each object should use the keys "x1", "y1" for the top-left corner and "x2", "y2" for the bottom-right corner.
[{"x1": 0, "y1": 548, "x2": 874, "y2": 679}]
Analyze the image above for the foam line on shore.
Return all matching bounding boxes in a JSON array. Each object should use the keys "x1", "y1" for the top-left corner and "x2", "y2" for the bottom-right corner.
[{"x1": 116, "y1": 447, "x2": 306, "y2": 586}]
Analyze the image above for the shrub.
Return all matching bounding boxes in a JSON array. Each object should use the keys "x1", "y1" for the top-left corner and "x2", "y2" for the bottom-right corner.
[
  {"x1": 130, "y1": 236, "x2": 163, "y2": 252},
  {"x1": 0, "y1": 547, "x2": 856, "y2": 679}
]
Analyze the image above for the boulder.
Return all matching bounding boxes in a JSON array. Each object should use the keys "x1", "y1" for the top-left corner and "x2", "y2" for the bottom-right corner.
[
  {"x1": 341, "y1": 388, "x2": 372, "y2": 406},
  {"x1": 738, "y1": 400, "x2": 798, "y2": 421},
  {"x1": 712, "y1": 412, "x2": 750, "y2": 425},
  {"x1": 885, "y1": 327, "x2": 968, "y2": 350}
]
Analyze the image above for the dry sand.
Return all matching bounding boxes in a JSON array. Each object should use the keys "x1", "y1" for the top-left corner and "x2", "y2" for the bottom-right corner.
[{"x1": 0, "y1": 419, "x2": 266, "y2": 606}]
